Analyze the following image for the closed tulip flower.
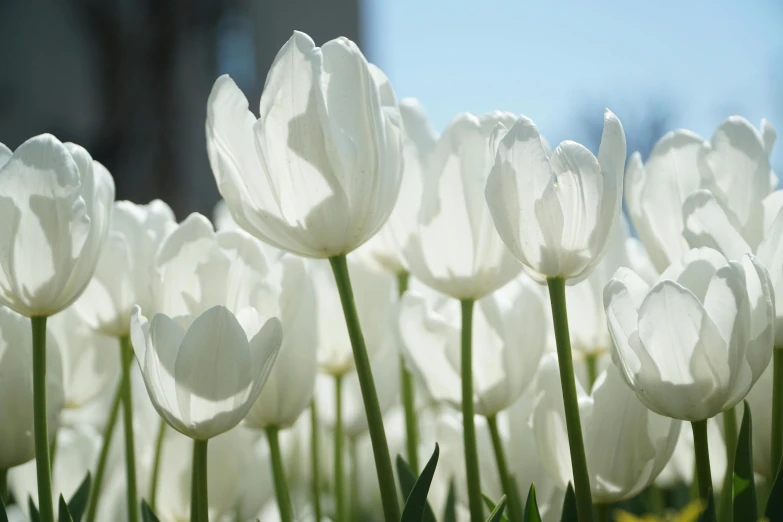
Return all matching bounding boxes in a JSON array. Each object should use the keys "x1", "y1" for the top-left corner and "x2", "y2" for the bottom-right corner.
[
  {"x1": 485, "y1": 110, "x2": 626, "y2": 283},
  {"x1": 0, "y1": 306, "x2": 64, "y2": 470},
  {"x1": 604, "y1": 248, "x2": 775, "y2": 421},
  {"x1": 404, "y1": 111, "x2": 522, "y2": 300},
  {"x1": 76, "y1": 200, "x2": 176, "y2": 336},
  {"x1": 532, "y1": 356, "x2": 681, "y2": 503},
  {"x1": 206, "y1": 31, "x2": 403, "y2": 258},
  {"x1": 130, "y1": 305, "x2": 283, "y2": 440},
  {"x1": 0, "y1": 134, "x2": 114, "y2": 317},
  {"x1": 398, "y1": 275, "x2": 546, "y2": 417},
  {"x1": 243, "y1": 256, "x2": 318, "y2": 430}
]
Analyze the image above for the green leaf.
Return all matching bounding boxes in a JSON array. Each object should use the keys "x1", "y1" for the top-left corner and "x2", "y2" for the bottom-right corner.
[
  {"x1": 523, "y1": 484, "x2": 543, "y2": 522},
  {"x1": 443, "y1": 480, "x2": 457, "y2": 522},
  {"x1": 58, "y1": 495, "x2": 74, "y2": 522},
  {"x1": 481, "y1": 494, "x2": 509, "y2": 522},
  {"x1": 486, "y1": 496, "x2": 508, "y2": 522},
  {"x1": 29, "y1": 496, "x2": 41, "y2": 522},
  {"x1": 559, "y1": 483, "x2": 577, "y2": 522},
  {"x1": 733, "y1": 401, "x2": 757, "y2": 522},
  {"x1": 67, "y1": 473, "x2": 90, "y2": 522},
  {"x1": 141, "y1": 500, "x2": 162, "y2": 522},
  {"x1": 397, "y1": 454, "x2": 437, "y2": 522},
  {"x1": 698, "y1": 487, "x2": 717, "y2": 522},
  {"x1": 400, "y1": 443, "x2": 440, "y2": 522},
  {"x1": 766, "y1": 453, "x2": 783, "y2": 519}
]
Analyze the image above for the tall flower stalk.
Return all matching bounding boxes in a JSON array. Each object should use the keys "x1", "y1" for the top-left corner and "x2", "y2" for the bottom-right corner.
[
  {"x1": 773, "y1": 350, "x2": 783, "y2": 476},
  {"x1": 329, "y1": 255, "x2": 400, "y2": 522},
  {"x1": 119, "y1": 336, "x2": 139, "y2": 522},
  {"x1": 31, "y1": 316, "x2": 55, "y2": 522},
  {"x1": 266, "y1": 427, "x2": 293, "y2": 522},
  {"x1": 85, "y1": 381, "x2": 123, "y2": 522},
  {"x1": 460, "y1": 299, "x2": 483, "y2": 522},
  {"x1": 547, "y1": 279, "x2": 594, "y2": 522},
  {"x1": 397, "y1": 271, "x2": 419, "y2": 471}
]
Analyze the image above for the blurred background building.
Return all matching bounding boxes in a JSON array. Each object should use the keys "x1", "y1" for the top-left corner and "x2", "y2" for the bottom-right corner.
[{"x1": 1, "y1": 0, "x2": 781, "y2": 218}]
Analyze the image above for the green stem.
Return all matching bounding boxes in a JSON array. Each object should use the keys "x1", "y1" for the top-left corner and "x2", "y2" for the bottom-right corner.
[
  {"x1": 644, "y1": 485, "x2": 665, "y2": 516},
  {"x1": 460, "y1": 299, "x2": 484, "y2": 522},
  {"x1": 350, "y1": 436, "x2": 360, "y2": 522},
  {"x1": 191, "y1": 439, "x2": 209, "y2": 522},
  {"x1": 334, "y1": 374, "x2": 346, "y2": 522},
  {"x1": 266, "y1": 427, "x2": 293, "y2": 522},
  {"x1": 328, "y1": 255, "x2": 400, "y2": 522},
  {"x1": 595, "y1": 502, "x2": 611, "y2": 522},
  {"x1": 487, "y1": 415, "x2": 519, "y2": 522},
  {"x1": 31, "y1": 316, "x2": 54, "y2": 522},
  {"x1": 149, "y1": 420, "x2": 167, "y2": 510},
  {"x1": 772, "y1": 349, "x2": 783, "y2": 478},
  {"x1": 546, "y1": 278, "x2": 594, "y2": 522},
  {"x1": 691, "y1": 420, "x2": 713, "y2": 502},
  {"x1": 310, "y1": 400, "x2": 322, "y2": 522},
  {"x1": 397, "y1": 271, "x2": 419, "y2": 473},
  {"x1": 719, "y1": 408, "x2": 738, "y2": 522},
  {"x1": 119, "y1": 336, "x2": 139, "y2": 522},
  {"x1": 585, "y1": 353, "x2": 599, "y2": 392},
  {"x1": 85, "y1": 379, "x2": 123, "y2": 522}
]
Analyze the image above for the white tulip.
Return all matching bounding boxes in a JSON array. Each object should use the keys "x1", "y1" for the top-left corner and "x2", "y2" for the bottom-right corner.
[
  {"x1": 532, "y1": 356, "x2": 681, "y2": 503},
  {"x1": 0, "y1": 306, "x2": 63, "y2": 469},
  {"x1": 206, "y1": 31, "x2": 403, "y2": 258},
  {"x1": 398, "y1": 275, "x2": 547, "y2": 417},
  {"x1": 130, "y1": 305, "x2": 282, "y2": 440},
  {"x1": 404, "y1": 111, "x2": 522, "y2": 300},
  {"x1": 358, "y1": 98, "x2": 438, "y2": 275},
  {"x1": 627, "y1": 117, "x2": 775, "y2": 273},
  {"x1": 485, "y1": 110, "x2": 626, "y2": 283},
  {"x1": 152, "y1": 213, "x2": 272, "y2": 318},
  {"x1": 244, "y1": 256, "x2": 318, "y2": 430},
  {"x1": 604, "y1": 248, "x2": 775, "y2": 421},
  {"x1": 75, "y1": 200, "x2": 175, "y2": 336},
  {"x1": 0, "y1": 135, "x2": 114, "y2": 317}
]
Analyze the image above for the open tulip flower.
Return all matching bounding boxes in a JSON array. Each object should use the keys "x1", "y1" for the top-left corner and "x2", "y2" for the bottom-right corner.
[
  {"x1": 130, "y1": 305, "x2": 282, "y2": 440},
  {"x1": 485, "y1": 110, "x2": 626, "y2": 283},
  {"x1": 604, "y1": 248, "x2": 775, "y2": 422},
  {"x1": 206, "y1": 31, "x2": 403, "y2": 259},
  {"x1": 626, "y1": 117, "x2": 776, "y2": 273},
  {"x1": 398, "y1": 275, "x2": 547, "y2": 417}
]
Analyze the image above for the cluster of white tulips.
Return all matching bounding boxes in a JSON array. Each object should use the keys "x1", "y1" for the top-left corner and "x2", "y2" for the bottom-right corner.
[{"x1": 0, "y1": 29, "x2": 781, "y2": 522}]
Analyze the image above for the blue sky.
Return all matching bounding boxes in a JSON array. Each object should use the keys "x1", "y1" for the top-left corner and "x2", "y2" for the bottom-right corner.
[{"x1": 363, "y1": 0, "x2": 783, "y2": 165}]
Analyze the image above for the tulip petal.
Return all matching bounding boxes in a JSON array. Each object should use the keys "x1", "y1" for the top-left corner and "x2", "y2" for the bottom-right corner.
[{"x1": 683, "y1": 189, "x2": 752, "y2": 259}]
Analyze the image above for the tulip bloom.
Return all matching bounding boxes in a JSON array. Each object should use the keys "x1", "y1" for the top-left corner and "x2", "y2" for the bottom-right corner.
[
  {"x1": 130, "y1": 305, "x2": 282, "y2": 440},
  {"x1": 532, "y1": 356, "x2": 681, "y2": 503},
  {"x1": 485, "y1": 110, "x2": 626, "y2": 283},
  {"x1": 76, "y1": 200, "x2": 176, "y2": 336},
  {"x1": 398, "y1": 276, "x2": 547, "y2": 417},
  {"x1": 0, "y1": 135, "x2": 115, "y2": 317},
  {"x1": 605, "y1": 248, "x2": 774, "y2": 421},
  {"x1": 626, "y1": 117, "x2": 775, "y2": 273},
  {"x1": 206, "y1": 31, "x2": 403, "y2": 259},
  {"x1": 404, "y1": 111, "x2": 522, "y2": 300}
]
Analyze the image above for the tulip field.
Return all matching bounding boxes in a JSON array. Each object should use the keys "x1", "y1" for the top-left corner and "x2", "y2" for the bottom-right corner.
[{"x1": 0, "y1": 30, "x2": 782, "y2": 522}]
